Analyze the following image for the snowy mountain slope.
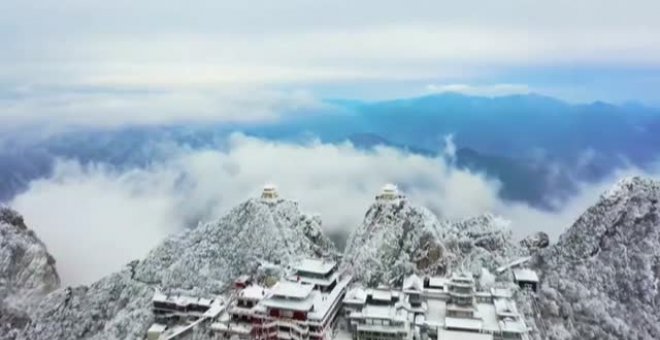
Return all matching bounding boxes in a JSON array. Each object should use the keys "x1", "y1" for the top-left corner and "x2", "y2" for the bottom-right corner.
[
  {"x1": 19, "y1": 195, "x2": 335, "y2": 339},
  {"x1": 0, "y1": 207, "x2": 60, "y2": 340},
  {"x1": 342, "y1": 196, "x2": 452, "y2": 287},
  {"x1": 20, "y1": 263, "x2": 154, "y2": 340},
  {"x1": 442, "y1": 213, "x2": 527, "y2": 275},
  {"x1": 533, "y1": 177, "x2": 660, "y2": 340},
  {"x1": 134, "y1": 197, "x2": 336, "y2": 292}
]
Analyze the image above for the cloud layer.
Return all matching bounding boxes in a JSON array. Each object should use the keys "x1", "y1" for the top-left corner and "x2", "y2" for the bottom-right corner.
[
  {"x1": 2, "y1": 0, "x2": 660, "y2": 128},
  {"x1": 11, "y1": 134, "x2": 659, "y2": 285}
]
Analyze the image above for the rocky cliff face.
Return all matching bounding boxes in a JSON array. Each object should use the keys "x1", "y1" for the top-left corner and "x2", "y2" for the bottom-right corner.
[
  {"x1": 19, "y1": 196, "x2": 335, "y2": 340},
  {"x1": 0, "y1": 207, "x2": 60, "y2": 340},
  {"x1": 533, "y1": 177, "x2": 660, "y2": 340},
  {"x1": 342, "y1": 197, "x2": 452, "y2": 286}
]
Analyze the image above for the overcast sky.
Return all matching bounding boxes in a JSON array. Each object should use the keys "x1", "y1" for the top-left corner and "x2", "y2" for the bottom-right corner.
[{"x1": 1, "y1": 0, "x2": 660, "y2": 127}]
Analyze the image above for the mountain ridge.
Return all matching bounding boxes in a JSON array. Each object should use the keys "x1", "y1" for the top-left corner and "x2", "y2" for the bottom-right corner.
[{"x1": 532, "y1": 176, "x2": 660, "y2": 339}]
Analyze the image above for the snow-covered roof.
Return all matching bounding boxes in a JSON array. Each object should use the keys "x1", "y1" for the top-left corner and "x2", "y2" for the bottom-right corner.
[
  {"x1": 512, "y1": 268, "x2": 539, "y2": 283},
  {"x1": 354, "y1": 304, "x2": 408, "y2": 324},
  {"x1": 147, "y1": 323, "x2": 167, "y2": 333},
  {"x1": 308, "y1": 276, "x2": 351, "y2": 321},
  {"x1": 261, "y1": 295, "x2": 314, "y2": 312},
  {"x1": 450, "y1": 272, "x2": 475, "y2": 283},
  {"x1": 376, "y1": 183, "x2": 402, "y2": 201},
  {"x1": 240, "y1": 285, "x2": 267, "y2": 301},
  {"x1": 426, "y1": 299, "x2": 447, "y2": 326},
  {"x1": 361, "y1": 305, "x2": 399, "y2": 320},
  {"x1": 261, "y1": 276, "x2": 349, "y2": 317},
  {"x1": 296, "y1": 271, "x2": 337, "y2": 283},
  {"x1": 175, "y1": 296, "x2": 211, "y2": 307},
  {"x1": 152, "y1": 291, "x2": 168, "y2": 303},
  {"x1": 444, "y1": 317, "x2": 483, "y2": 331},
  {"x1": 344, "y1": 287, "x2": 368, "y2": 305},
  {"x1": 204, "y1": 299, "x2": 226, "y2": 318},
  {"x1": 403, "y1": 274, "x2": 424, "y2": 292},
  {"x1": 499, "y1": 318, "x2": 527, "y2": 333},
  {"x1": 371, "y1": 289, "x2": 394, "y2": 302},
  {"x1": 152, "y1": 292, "x2": 213, "y2": 308},
  {"x1": 428, "y1": 277, "x2": 449, "y2": 288},
  {"x1": 383, "y1": 183, "x2": 398, "y2": 192},
  {"x1": 493, "y1": 298, "x2": 518, "y2": 316},
  {"x1": 475, "y1": 302, "x2": 499, "y2": 332},
  {"x1": 490, "y1": 287, "x2": 513, "y2": 299},
  {"x1": 438, "y1": 329, "x2": 493, "y2": 340},
  {"x1": 210, "y1": 322, "x2": 253, "y2": 335},
  {"x1": 270, "y1": 281, "x2": 314, "y2": 299},
  {"x1": 294, "y1": 258, "x2": 336, "y2": 275}
]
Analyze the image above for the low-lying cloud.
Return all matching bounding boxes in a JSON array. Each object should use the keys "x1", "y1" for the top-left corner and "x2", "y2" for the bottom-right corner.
[
  {"x1": 10, "y1": 134, "x2": 660, "y2": 285},
  {"x1": 0, "y1": 87, "x2": 324, "y2": 130}
]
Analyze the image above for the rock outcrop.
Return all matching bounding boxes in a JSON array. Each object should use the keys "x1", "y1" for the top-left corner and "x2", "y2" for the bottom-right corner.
[{"x1": 520, "y1": 231, "x2": 550, "y2": 252}]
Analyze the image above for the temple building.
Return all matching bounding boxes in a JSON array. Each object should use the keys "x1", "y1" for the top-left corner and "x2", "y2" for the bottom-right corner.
[
  {"x1": 512, "y1": 268, "x2": 539, "y2": 293},
  {"x1": 142, "y1": 249, "x2": 534, "y2": 340},
  {"x1": 375, "y1": 184, "x2": 405, "y2": 203},
  {"x1": 152, "y1": 291, "x2": 217, "y2": 322},
  {"x1": 343, "y1": 272, "x2": 531, "y2": 340},
  {"x1": 148, "y1": 292, "x2": 226, "y2": 339},
  {"x1": 290, "y1": 258, "x2": 341, "y2": 293},
  {"x1": 496, "y1": 257, "x2": 540, "y2": 293},
  {"x1": 261, "y1": 184, "x2": 280, "y2": 202},
  {"x1": 344, "y1": 287, "x2": 412, "y2": 340},
  {"x1": 212, "y1": 257, "x2": 350, "y2": 340}
]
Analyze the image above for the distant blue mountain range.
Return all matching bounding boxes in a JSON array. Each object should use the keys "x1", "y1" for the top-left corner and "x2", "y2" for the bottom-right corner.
[{"x1": 1, "y1": 93, "x2": 659, "y2": 208}]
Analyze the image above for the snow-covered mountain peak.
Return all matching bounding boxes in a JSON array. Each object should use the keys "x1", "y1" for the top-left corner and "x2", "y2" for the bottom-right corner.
[
  {"x1": 533, "y1": 176, "x2": 660, "y2": 339},
  {"x1": 134, "y1": 194, "x2": 336, "y2": 294},
  {"x1": 553, "y1": 176, "x2": 660, "y2": 260},
  {"x1": 601, "y1": 176, "x2": 660, "y2": 201},
  {"x1": 343, "y1": 193, "x2": 451, "y2": 287}
]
